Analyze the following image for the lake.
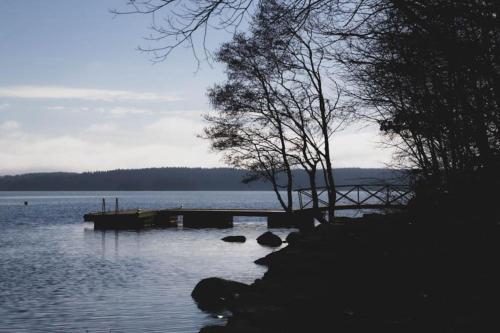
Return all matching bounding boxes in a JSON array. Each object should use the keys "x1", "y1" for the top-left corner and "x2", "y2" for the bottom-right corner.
[{"x1": 0, "y1": 191, "x2": 364, "y2": 333}]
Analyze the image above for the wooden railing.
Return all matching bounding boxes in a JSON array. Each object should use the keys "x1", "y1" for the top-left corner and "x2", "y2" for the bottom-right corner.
[{"x1": 296, "y1": 184, "x2": 413, "y2": 210}]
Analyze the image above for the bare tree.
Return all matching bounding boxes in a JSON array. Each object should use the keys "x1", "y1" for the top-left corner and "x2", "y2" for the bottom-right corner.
[
  {"x1": 112, "y1": 0, "x2": 337, "y2": 63},
  {"x1": 119, "y1": 0, "x2": 500, "y2": 225},
  {"x1": 204, "y1": 2, "x2": 352, "y2": 221},
  {"x1": 204, "y1": 79, "x2": 296, "y2": 212}
]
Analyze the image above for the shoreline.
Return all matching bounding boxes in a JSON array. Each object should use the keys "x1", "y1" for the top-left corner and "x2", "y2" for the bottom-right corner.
[{"x1": 196, "y1": 213, "x2": 500, "y2": 332}]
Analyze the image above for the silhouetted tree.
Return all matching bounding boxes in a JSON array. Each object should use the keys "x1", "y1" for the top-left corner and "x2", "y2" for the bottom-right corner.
[
  {"x1": 204, "y1": 1, "x2": 352, "y2": 219},
  {"x1": 113, "y1": 0, "x2": 332, "y2": 63},
  {"x1": 328, "y1": 1, "x2": 499, "y2": 209},
  {"x1": 120, "y1": 0, "x2": 500, "y2": 221},
  {"x1": 204, "y1": 75, "x2": 296, "y2": 211}
]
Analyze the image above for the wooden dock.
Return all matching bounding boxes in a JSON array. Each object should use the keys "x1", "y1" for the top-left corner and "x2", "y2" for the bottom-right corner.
[
  {"x1": 84, "y1": 185, "x2": 413, "y2": 230},
  {"x1": 84, "y1": 208, "x2": 309, "y2": 229},
  {"x1": 83, "y1": 205, "x2": 404, "y2": 230},
  {"x1": 84, "y1": 209, "x2": 177, "y2": 229}
]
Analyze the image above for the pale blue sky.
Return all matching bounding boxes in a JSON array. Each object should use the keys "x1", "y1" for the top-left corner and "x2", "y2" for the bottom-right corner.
[{"x1": 0, "y1": 0, "x2": 391, "y2": 175}]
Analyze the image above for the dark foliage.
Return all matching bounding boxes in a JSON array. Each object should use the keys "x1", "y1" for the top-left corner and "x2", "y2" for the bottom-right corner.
[
  {"x1": 117, "y1": 0, "x2": 500, "y2": 221},
  {"x1": 349, "y1": 1, "x2": 500, "y2": 178},
  {"x1": 338, "y1": 0, "x2": 500, "y2": 223}
]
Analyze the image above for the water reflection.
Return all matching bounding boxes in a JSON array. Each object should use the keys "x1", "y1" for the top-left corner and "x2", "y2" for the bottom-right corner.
[
  {"x1": 98, "y1": 230, "x2": 120, "y2": 257},
  {"x1": 115, "y1": 231, "x2": 119, "y2": 257}
]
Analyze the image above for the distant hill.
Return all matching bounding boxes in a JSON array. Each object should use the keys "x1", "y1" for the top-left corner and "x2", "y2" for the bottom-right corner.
[{"x1": 0, "y1": 167, "x2": 407, "y2": 191}]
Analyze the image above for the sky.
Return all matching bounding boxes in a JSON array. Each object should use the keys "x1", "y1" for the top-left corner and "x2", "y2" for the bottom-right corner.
[{"x1": 0, "y1": 0, "x2": 393, "y2": 175}]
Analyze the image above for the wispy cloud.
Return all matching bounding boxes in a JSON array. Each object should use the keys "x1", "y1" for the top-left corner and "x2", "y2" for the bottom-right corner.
[
  {"x1": 0, "y1": 86, "x2": 181, "y2": 102},
  {"x1": 0, "y1": 115, "x2": 392, "y2": 174},
  {"x1": 108, "y1": 106, "x2": 153, "y2": 116},
  {"x1": 0, "y1": 120, "x2": 21, "y2": 131},
  {"x1": 0, "y1": 115, "x2": 220, "y2": 174},
  {"x1": 85, "y1": 123, "x2": 117, "y2": 133},
  {"x1": 0, "y1": 103, "x2": 10, "y2": 110},
  {"x1": 46, "y1": 106, "x2": 66, "y2": 111}
]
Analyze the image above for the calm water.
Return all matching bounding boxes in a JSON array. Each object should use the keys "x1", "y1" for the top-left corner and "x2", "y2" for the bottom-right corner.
[{"x1": 0, "y1": 191, "x2": 310, "y2": 333}]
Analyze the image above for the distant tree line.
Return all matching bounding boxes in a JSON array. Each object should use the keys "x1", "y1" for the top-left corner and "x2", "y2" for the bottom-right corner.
[{"x1": 0, "y1": 168, "x2": 402, "y2": 191}]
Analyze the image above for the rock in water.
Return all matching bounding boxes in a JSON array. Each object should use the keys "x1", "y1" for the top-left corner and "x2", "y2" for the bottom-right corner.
[
  {"x1": 285, "y1": 231, "x2": 301, "y2": 245},
  {"x1": 192, "y1": 277, "x2": 249, "y2": 312},
  {"x1": 257, "y1": 231, "x2": 282, "y2": 247},
  {"x1": 199, "y1": 326, "x2": 226, "y2": 333},
  {"x1": 222, "y1": 235, "x2": 246, "y2": 243}
]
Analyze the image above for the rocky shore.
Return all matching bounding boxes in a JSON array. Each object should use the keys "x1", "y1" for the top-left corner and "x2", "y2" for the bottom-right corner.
[{"x1": 194, "y1": 213, "x2": 500, "y2": 333}]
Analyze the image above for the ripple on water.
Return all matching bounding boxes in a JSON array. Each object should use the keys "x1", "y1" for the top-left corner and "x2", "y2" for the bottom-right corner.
[{"x1": 0, "y1": 191, "x2": 299, "y2": 332}]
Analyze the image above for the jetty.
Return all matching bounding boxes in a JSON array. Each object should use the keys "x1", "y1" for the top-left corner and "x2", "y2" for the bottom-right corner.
[
  {"x1": 84, "y1": 185, "x2": 412, "y2": 229},
  {"x1": 84, "y1": 208, "x2": 305, "y2": 229}
]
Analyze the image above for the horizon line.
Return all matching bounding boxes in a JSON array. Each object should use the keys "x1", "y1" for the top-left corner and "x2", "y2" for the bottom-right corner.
[{"x1": 0, "y1": 166, "x2": 400, "y2": 177}]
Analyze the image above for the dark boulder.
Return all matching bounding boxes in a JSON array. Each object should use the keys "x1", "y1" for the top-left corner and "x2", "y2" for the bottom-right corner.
[
  {"x1": 192, "y1": 277, "x2": 249, "y2": 312},
  {"x1": 285, "y1": 231, "x2": 301, "y2": 245},
  {"x1": 222, "y1": 235, "x2": 246, "y2": 243},
  {"x1": 257, "y1": 231, "x2": 282, "y2": 247},
  {"x1": 199, "y1": 325, "x2": 227, "y2": 333},
  {"x1": 254, "y1": 256, "x2": 270, "y2": 266}
]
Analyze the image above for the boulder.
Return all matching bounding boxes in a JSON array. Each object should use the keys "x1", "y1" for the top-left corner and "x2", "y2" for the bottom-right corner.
[
  {"x1": 222, "y1": 235, "x2": 246, "y2": 243},
  {"x1": 257, "y1": 231, "x2": 282, "y2": 247},
  {"x1": 199, "y1": 326, "x2": 227, "y2": 333},
  {"x1": 285, "y1": 231, "x2": 301, "y2": 245},
  {"x1": 192, "y1": 277, "x2": 249, "y2": 312}
]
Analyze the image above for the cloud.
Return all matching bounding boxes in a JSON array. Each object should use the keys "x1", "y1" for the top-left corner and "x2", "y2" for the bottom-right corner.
[
  {"x1": 74, "y1": 106, "x2": 203, "y2": 119},
  {"x1": 331, "y1": 125, "x2": 393, "y2": 167},
  {"x1": 0, "y1": 86, "x2": 181, "y2": 102},
  {"x1": 0, "y1": 103, "x2": 10, "y2": 110},
  {"x1": 0, "y1": 115, "x2": 221, "y2": 174},
  {"x1": 145, "y1": 116, "x2": 204, "y2": 140},
  {"x1": 85, "y1": 123, "x2": 117, "y2": 133},
  {"x1": 106, "y1": 107, "x2": 203, "y2": 117},
  {"x1": 46, "y1": 106, "x2": 66, "y2": 111},
  {"x1": 0, "y1": 120, "x2": 21, "y2": 131},
  {"x1": 109, "y1": 107, "x2": 153, "y2": 116},
  {"x1": 0, "y1": 115, "x2": 394, "y2": 174}
]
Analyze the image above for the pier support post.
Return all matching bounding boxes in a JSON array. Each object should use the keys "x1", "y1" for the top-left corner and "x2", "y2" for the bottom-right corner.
[
  {"x1": 183, "y1": 212, "x2": 233, "y2": 228},
  {"x1": 268, "y1": 212, "x2": 314, "y2": 230},
  {"x1": 267, "y1": 214, "x2": 293, "y2": 228},
  {"x1": 153, "y1": 211, "x2": 178, "y2": 228}
]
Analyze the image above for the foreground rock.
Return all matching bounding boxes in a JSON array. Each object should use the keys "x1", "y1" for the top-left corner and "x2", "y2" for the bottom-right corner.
[
  {"x1": 285, "y1": 231, "x2": 301, "y2": 245},
  {"x1": 198, "y1": 213, "x2": 500, "y2": 332},
  {"x1": 221, "y1": 235, "x2": 246, "y2": 243},
  {"x1": 191, "y1": 277, "x2": 249, "y2": 312},
  {"x1": 256, "y1": 231, "x2": 282, "y2": 247}
]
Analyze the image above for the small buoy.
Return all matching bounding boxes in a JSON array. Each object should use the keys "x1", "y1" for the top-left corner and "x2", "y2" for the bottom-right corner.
[{"x1": 24, "y1": 201, "x2": 28, "y2": 206}]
